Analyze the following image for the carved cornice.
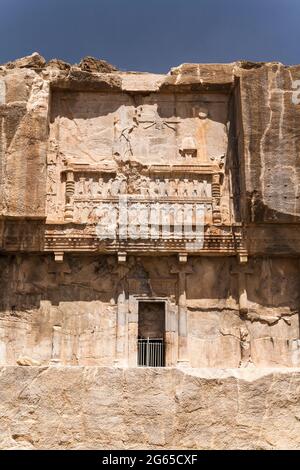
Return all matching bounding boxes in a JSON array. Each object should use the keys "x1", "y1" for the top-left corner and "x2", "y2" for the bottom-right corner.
[{"x1": 43, "y1": 224, "x2": 238, "y2": 255}]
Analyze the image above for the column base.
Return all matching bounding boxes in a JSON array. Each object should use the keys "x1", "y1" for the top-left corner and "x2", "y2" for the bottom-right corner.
[
  {"x1": 114, "y1": 359, "x2": 128, "y2": 368},
  {"x1": 50, "y1": 359, "x2": 60, "y2": 365},
  {"x1": 177, "y1": 359, "x2": 190, "y2": 368}
]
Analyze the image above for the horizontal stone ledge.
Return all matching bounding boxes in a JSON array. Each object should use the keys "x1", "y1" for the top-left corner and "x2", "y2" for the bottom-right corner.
[{"x1": 1, "y1": 365, "x2": 300, "y2": 381}]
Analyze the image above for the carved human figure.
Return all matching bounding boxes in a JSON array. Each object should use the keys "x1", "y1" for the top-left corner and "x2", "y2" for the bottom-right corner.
[
  {"x1": 164, "y1": 179, "x2": 170, "y2": 196},
  {"x1": 139, "y1": 177, "x2": 149, "y2": 196},
  {"x1": 87, "y1": 205, "x2": 98, "y2": 223},
  {"x1": 86, "y1": 178, "x2": 93, "y2": 197},
  {"x1": 138, "y1": 203, "x2": 149, "y2": 238},
  {"x1": 106, "y1": 178, "x2": 114, "y2": 197},
  {"x1": 178, "y1": 179, "x2": 185, "y2": 197},
  {"x1": 161, "y1": 203, "x2": 172, "y2": 238},
  {"x1": 128, "y1": 205, "x2": 139, "y2": 239},
  {"x1": 183, "y1": 204, "x2": 194, "y2": 238},
  {"x1": 198, "y1": 181, "x2": 203, "y2": 197},
  {"x1": 97, "y1": 177, "x2": 104, "y2": 197},
  {"x1": 202, "y1": 180, "x2": 209, "y2": 197},
  {"x1": 101, "y1": 179, "x2": 109, "y2": 198},
  {"x1": 113, "y1": 108, "x2": 139, "y2": 159},
  {"x1": 192, "y1": 180, "x2": 198, "y2": 197},
  {"x1": 239, "y1": 325, "x2": 253, "y2": 367},
  {"x1": 95, "y1": 204, "x2": 117, "y2": 239},
  {"x1": 79, "y1": 202, "x2": 89, "y2": 223},
  {"x1": 155, "y1": 179, "x2": 160, "y2": 196},
  {"x1": 46, "y1": 194, "x2": 57, "y2": 216},
  {"x1": 79, "y1": 177, "x2": 85, "y2": 196},
  {"x1": 91, "y1": 179, "x2": 98, "y2": 198},
  {"x1": 149, "y1": 180, "x2": 157, "y2": 198},
  {"x1": 173, "y1": 203, "x2": 183, "y2": 239},
  {"x1": 149, "y1": 202, "x2": 160, "y2": 239},
  {"x1": 47, "y1": 166, "x2": 56, "y2": 194},
  {"x1": 159, "y1": 179, "x2": 166, "y2": 197},
  {"x1": 110, "y1": 177, "x2": 122, "y2": 197},
  {"x1": 183, "y1": 179, "x2": 189, "y2": 197},
  {"x1": 119, "y1": 176, "x2": 127, "y2": 195},
  {"x1": 173, "y1": 179, "x2": 179, "y2": 197},
  {"x1": 168, "y1": 179, "x2": 175, "y2": 197}
]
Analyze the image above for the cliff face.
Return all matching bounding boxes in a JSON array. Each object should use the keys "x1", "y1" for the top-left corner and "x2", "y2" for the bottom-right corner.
[
  {"x1": 1, "y1": 54, "x2": 300, "y2": 450},
  {"x1": 0, "y1": 54, "x2": 49, "y2": 218},
  {"x1": 238, "y1": 63, "x2": 300, "y2": 223},
  {"x1": 0, "y1": 367, "x2": 299, "y2": 450},
  {"x1": 0, "y1": 54, "x2": 300, "y2": 238},
  {"x1": 1, "y1": 54, "x2": 300, "y2": 225}
]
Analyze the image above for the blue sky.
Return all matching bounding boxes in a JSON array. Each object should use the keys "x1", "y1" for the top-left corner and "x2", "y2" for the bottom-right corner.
[{"x1": 0, "y1": 0, "x2": 299, "y2": 72}]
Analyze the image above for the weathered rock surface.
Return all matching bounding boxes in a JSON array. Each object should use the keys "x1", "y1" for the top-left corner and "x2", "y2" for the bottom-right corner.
[
  {"x1": 78, "y1": 56, "x2": 118, "y2": 73},
  {"x1": 0, "y1": 367, "x2": 299, "y2": 450},
  {"x1": 1, "y1": 53, "x2": 300, "y2": 227},
  {"x1": 1, "y1": 255, "x2": 299, "y2": 368},
  {"x1": 3, "y1": 52, "x2": 46, "y2": 70},
  {"x1": 237, "y1": 63, "x2": 300, "y2": 223},
  {"x1": 1, "y1": 54, "x2": 300, "y2": 450}
]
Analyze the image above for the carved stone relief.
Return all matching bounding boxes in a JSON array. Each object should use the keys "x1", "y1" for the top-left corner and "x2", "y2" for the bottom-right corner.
[{"x1": 44, "y1": 89, "x2": 234, "y2": 254}]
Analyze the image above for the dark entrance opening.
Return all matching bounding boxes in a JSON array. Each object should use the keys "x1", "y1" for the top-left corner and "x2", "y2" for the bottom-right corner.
[{"x1": 138, "y1": 301, "x2": 165, "y2": 367}]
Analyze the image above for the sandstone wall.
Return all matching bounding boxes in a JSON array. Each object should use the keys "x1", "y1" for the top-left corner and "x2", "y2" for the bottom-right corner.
[
  {"x1": 238, "y1": 63, "x2": 300, "y2": 223},
  {"x1": 0, "y1": 367, "x2": 299, "y2": 450},
  {"x1": 0, "y1": 56, "x2": 49, "y2": 218},
  {"x1": 1, "y1": 55, "x2": 300, "y2": 246},
  {"x1": 0, "y1": 254, "x2": 299, "y2": 368}
]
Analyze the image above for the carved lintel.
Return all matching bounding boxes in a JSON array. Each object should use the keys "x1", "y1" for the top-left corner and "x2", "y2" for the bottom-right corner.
[
  {"x1": 118, "y1": 251, "x2": 127, "y2": 264},
  {"x1": 54, "y1": 251, "x2": 64, "y2": 263},
  {"x1": 178, "y1": 252, "x2": 188, "y2": 264}
]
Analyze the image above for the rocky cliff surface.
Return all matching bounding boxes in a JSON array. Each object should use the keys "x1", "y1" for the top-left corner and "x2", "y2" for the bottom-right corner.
[{"x1": 0, "y1": 367, "x2": 299, "y2": 450}]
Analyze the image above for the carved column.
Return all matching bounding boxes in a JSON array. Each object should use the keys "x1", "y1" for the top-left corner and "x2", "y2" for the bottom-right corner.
[
  {"x1": 116, "y1": 278, "x2": 127, "y2": 366},
  {"x1": 50, "y1": 325, "x2": 62, "y2": 364},
  {"x1": 231, "y1": 255, "x2": 254, "y2": 367},
  {"x1": 64, "y1": 170, "x2": 75, "y2": 221},
  {"x1": 128, "y1": 296, "x2": 139, "y2": 367},
  {"x1": 165, "y1": 299, "x2": 178, "y2": 366},
  {"x1": 212, "y1": 173, "x2": 222, "y2": 224},
  {"x1": 231, "y1": 255, "x2": 253, "y2": 314},
  {"x1": 171, "y1": 255, "x2": 193, "y2": 366},
  {"x1": 178, "y1": 271, "x2": 188, "y2": 364},
  {"x1": 114, "y1": 254, "x2": 129, "y2": 367}
]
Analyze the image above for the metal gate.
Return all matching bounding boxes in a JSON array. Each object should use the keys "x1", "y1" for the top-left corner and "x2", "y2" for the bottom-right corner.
[{"x1": 137, "y1": 338, "x2": 165, "y2": 367}]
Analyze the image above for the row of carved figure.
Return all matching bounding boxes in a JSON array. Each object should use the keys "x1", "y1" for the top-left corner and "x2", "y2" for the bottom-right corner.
[
  {"x1": 74, "y1": 176, "x2": 212, "y2": 198},
  {"x1": 73, "y1": 201, "x2": 209, "y2": 231}
]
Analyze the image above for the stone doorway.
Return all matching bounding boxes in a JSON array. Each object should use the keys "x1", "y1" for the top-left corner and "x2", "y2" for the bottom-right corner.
[{"x1": 137, "y1": 301, "x2": 165, "y2": 367}]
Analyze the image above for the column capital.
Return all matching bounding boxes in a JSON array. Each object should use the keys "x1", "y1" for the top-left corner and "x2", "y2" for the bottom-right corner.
[
  {"x1": 238, "y1": 251, "x2": 248, "y2": 265},
  {"x1": 118, "y1": 251, "x2": 127, "y2": 264},
  {"x1": 54, "y1": 251, "x2": 64, "y2": 263},
  {"x1": 178, "y1": 252, "x2": 188, "y2": 264}
]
